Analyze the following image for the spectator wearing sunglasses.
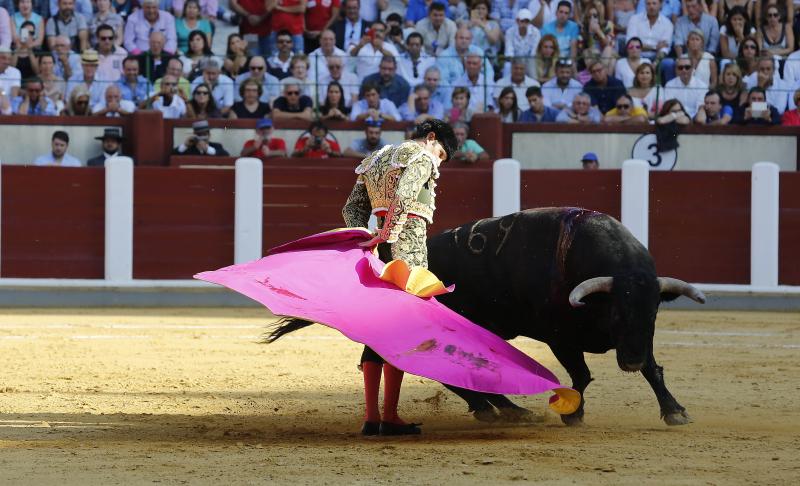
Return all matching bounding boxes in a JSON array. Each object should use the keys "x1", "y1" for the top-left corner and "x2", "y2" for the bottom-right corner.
[
  {"x1": 95, "y1": 24, "x2": 128, "y2": 82},
  {"x1": 663, "y1": 55, "x2": 707, "y2": 117},
  {"x1": 602, "y1": 93, "x2": 648, "y2": 123},
  {"x1": 234, "y1": 56, "x2": 281, "y2": 104},
  {"x1": 272, "y1": 81, "x2": 314, "y2": 121},
  {"x1": 189, "y1": 57, "x2": 234, "y2": 115},
  {"x1": 11, "y1": 77, "x2": 57, "y2": 115}
]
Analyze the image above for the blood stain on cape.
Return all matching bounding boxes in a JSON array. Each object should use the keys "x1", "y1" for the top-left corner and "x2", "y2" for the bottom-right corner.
[
  {"x1": 444, "y1": 344, "x2": 497, "y2": 371},
  {"x1": 257, "y1": 278, "x2": 307, "y2": 300}
]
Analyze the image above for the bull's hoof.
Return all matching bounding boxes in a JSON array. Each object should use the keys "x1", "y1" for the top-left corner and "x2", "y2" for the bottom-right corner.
[
  {"x1": 496, "y1": 407, "x2": 544, "y2": 423},
  {"x1": 473, "y1": 408, "x2": 500, "y2": 422},
  {"x1": 663, "y1": 410, "x2": 692, "y2": 426},
  {"x1": 560, "y1": 413, "x2": 585, "y2": 426}
]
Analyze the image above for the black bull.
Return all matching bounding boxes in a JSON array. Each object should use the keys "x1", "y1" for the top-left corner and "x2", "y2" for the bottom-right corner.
[
  {"x1": 426, "y1": 208, "x2": 706, "y2": 426},
  {"x1": 268, "y1": 208, "x2": 706, "y2": 426}
]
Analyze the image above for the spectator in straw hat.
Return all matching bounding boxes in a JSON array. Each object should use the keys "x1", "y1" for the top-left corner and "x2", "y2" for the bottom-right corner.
[
  {"x1": 65, "y1": 49, "x2": 105, "y2": 107},
  {"x1": 87, "y1": 127, "x2": 126, "y2": 166}
]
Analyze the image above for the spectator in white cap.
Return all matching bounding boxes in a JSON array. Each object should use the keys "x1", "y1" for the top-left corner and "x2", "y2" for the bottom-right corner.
[{"x1": 503, "y1": 8, "x2": 541, "y2": 78}]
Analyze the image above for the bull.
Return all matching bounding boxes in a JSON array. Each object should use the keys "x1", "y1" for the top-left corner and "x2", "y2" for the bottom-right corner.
[{"x1": 427, "y1": 208, "x2": 706, "y2": 426}]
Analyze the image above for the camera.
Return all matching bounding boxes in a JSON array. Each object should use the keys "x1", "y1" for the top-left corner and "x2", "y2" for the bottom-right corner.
[{"x1": 20, "y1": 29, "x2": 29, "y2": 43}]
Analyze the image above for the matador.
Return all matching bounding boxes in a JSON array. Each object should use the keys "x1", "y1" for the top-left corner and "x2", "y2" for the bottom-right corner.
[{"x1": 341, "y1": 119, "x2": 457, "y2": 436}]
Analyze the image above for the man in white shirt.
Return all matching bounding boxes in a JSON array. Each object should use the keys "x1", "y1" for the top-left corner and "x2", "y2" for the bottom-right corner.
[
  {"x1": 744, "y1": 57, "x2": 792, "y2": 114},
  {"x1": 308, "y1": 29, "x2": 348, "y2": 80},
  {"x1": 92, "y1": 83, "x2": 136, "y2": 116},
  {"x1": 541, "y1": 58, "x2": 582, "y2": 110},
  {"x1": 348, "y1": 19, "x2": 399, "y2": 79},
  {"x1": 0, "y1": 46, "x2": 21, "y2": 98},
  {"x1": 453, "y1": 53, "x2": 493, "y2": 112},
  {"x1": 493, "y1": 57, "x2": 540, "y2": 108},
  {"x1": 663, "y1": 56, "x2": 707, "y2": 117},
  {"x1": 318, "y1": 55, "x2": 359, "y2": 107},
  {"x1": 626, "y1": 0, "x2": 674, "y2": 78},
  {"x1": 397, "y1": 32, "x2": 434, "y2": 88},
  {"x1": 34, "y1": 131, "x2": 83, "y2": 167},
  {"x1": 149, "y1": 74, "x2": 186, "y2": 119}
]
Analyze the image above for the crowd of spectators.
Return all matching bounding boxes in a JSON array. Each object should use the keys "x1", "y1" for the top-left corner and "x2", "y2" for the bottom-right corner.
[{"x1": 5, "y1": 0, "x2": 800, "y2": 166}]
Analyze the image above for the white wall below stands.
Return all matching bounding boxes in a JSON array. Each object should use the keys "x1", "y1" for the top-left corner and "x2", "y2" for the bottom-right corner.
[
  {"x1": 512, "y1": 132, "x2": 797, "y2": 171},
  {"x1": 0, "y1": 124, "x2": 120, "y2": 165}
]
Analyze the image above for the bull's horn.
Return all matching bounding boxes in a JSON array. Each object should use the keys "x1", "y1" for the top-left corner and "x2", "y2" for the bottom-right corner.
[
  {"x1": 658, "y1": 277, "x2": 707, "y2": 304},
  {"x1": 569, "y1": 277, "x2": 613, "y2": 307}
]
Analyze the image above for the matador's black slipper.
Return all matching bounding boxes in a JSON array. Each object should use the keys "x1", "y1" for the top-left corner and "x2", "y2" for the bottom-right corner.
[
  {"x1": 361, "y1": 421, "x2": 380, "y2": 436},
  {"x1": 378, "y1": 422, "x2": 422, "y2": 436}
]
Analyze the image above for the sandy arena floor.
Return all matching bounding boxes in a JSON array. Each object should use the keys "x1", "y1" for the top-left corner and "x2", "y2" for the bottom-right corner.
[{"x1": 0, "y1": 308, "x2": 798, "y2": 485}]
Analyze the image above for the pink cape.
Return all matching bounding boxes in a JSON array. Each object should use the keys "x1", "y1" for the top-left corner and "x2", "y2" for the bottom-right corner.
[{"x1": 195, "y1": 228, "x2": 580, "y2": 413}]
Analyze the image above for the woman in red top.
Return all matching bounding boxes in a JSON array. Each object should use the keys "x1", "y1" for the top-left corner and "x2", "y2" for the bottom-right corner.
[
  {"x1": 269, "y1": 0, "x2": 307, "y2": 53},
  {"x1": 782, "y1": 88, "x2": 800, "y2": 126},
  {"x1": 230, "y1": 0, "x2": 272, "y2": 56}
]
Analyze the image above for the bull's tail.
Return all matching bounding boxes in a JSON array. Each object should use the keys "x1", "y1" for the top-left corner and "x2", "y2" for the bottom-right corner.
[{"x1": 264, "y1": 317, "x2": 315, "y2": 343}]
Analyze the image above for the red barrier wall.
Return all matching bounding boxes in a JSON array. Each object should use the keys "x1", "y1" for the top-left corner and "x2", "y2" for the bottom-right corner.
[
  {"x1": 779, "y1": 172, "x2": 800, "y2": 285},
  {"x1": 0, "y1": 165, "x2": 795, "y2": 284},
  {"x1": 1, "y1": 166, "x2": 105, "y2": 278},
  {"x1": 649, "y1": 172, "x2": 751, "y2": 283},
  {"x1": 133, "y1": 168, "x2": 235, "y2": 279}
]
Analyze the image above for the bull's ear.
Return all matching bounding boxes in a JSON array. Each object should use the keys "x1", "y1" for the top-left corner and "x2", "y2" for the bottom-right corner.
[{"x1": 660, "y1": 292, "x2": 681, "y2": 303}]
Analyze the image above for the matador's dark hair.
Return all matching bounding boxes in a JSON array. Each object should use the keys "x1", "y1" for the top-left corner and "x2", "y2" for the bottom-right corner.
[{"x1": 412, "y1": 119, "x2": 458, "y2": 162}]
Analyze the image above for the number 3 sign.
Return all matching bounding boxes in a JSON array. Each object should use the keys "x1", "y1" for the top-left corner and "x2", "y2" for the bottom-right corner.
[{"x1": 631, "y1": 134, "x2": 678, "y2": 171}]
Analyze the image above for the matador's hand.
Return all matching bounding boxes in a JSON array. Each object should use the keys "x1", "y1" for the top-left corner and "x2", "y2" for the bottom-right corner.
[{"x1": 359, "y1": 235, "x2": 386, "y2": 248}]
